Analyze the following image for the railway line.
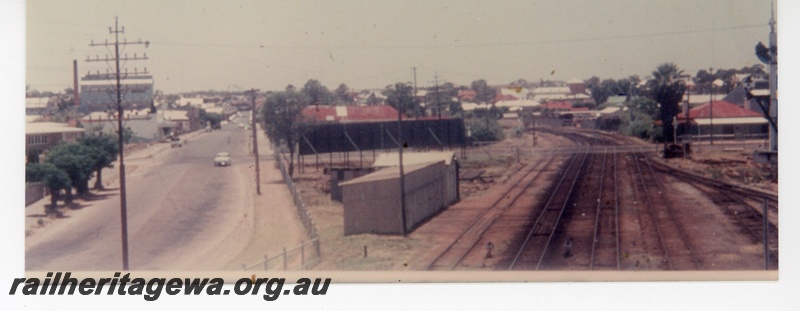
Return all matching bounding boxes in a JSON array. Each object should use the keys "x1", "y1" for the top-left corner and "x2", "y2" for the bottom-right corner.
[
  {"x1": 424, "y1": 127, "x2": 778, "y2": 271},
  {"x1": 632, "y1": 152, "x2": 701, "y2": 270},
  {"x1": 425, "y1": 155, "x2": 560, "y2": 270}
]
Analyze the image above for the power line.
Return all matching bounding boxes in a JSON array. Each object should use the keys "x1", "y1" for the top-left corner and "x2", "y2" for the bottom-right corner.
[{"x1": 147, "y1": 23, "x2": 767, "y2": 51}]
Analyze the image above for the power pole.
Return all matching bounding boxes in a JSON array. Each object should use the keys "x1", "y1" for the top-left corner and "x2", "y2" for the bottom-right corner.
[
  {"x1": 433, "y1": 73, "x2": 443, "y2": 151},
  {"x1": 247, "y1": 89, "x2": 262, "y2": 195},
  {"x1": 86, "y1": 17, "x2": 149, "y2": 271},
  {"x1": 412, "y1": 67, "x2": 417, "y2": 98}
]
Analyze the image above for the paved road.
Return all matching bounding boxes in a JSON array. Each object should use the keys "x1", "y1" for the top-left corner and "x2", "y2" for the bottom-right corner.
[{"x1": 26, "y1": 124, "x2": 259, "y2": 271}]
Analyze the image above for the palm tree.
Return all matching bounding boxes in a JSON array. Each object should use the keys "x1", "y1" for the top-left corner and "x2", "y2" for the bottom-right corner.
[{"x1": 648, "y1": 63, "x2": 686, "y2": 144}]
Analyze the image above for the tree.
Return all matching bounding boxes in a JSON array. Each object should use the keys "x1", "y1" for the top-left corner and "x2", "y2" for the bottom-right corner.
[
  {"x1": 384, "y1": 82, "x2": 423, "y2": 117},
  {"x1": 334, "y1": 83, "x2": 353, "y2": 105},
  {"x1": 79, "y1": 134, "x2": 119, "y2": 190},
  {"x1": 122, "y1": 127, "x2": 135, "y2": 144},
  {"x1": 648, "y1": 63, "x2": 686, "y2": 143},
  {"x1": 301, "y1": 79, "x2": 332, "y2": 106},
  {"x1": 261, "y1": 90, "x2": 309, "y2": 177},
  {"x1": 626, "y1": 97, "x2": 659, "y2": 119},
  {"x1": 470, "y1": 79, "x2": 496, "y2": 105},
  {"x1": 45, "y1": 143, "x2": 95, "y2": 201},
  {"x1": 26, "y1": 163, "x2": 72, "y2": 213},
  {"x1": 366, "y1": 92, "x2": 382, "y2": 105}
]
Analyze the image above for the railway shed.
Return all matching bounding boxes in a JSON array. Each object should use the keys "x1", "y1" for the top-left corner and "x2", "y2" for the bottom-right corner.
[
  {"x1": 373, "y1": 151, "x2": 459, "y2": 205},
  {"x1": 340, "y1": 160, "x2": 451, "y2": 236}
]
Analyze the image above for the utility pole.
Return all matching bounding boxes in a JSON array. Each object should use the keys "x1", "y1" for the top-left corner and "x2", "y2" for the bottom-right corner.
[
  {"x1": 412, "y1": 67, "x2": 417, "y2": 98},
  {"x1": 709, "y1": 67, "x2": 714, "y2": 146},
  {"x1": 247, "y1": 89, "x2": 262, "y2": 195},
  {"x1": 87, "y1": 17, "x2": 149, "y2": 271},
  {"x1": 433, "y1": 73, "x2": 443, "y2": 151},
  {"x1": 397, "y1": 88, "x2": 407, "y2": 236},
  {"x1": 768, "y1": 3, "x2": 777, "y2": 153}
]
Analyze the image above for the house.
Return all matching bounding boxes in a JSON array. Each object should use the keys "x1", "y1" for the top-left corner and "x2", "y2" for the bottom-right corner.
[
  {"x1": 25, "y1": 122, "x2": 86, "y2": 160},
  {"x1": 81, "y1": 109, "x2": 162, "y2": 142},
  {"x1": 681, "y1": 100, "x2": 768, "y2": 141},
  {"x1": 26, "y1": 97, "x2": 54, "y2": 115},
  {"x1": 159, "y1": 109, "x2": 202, "y2": 135}
]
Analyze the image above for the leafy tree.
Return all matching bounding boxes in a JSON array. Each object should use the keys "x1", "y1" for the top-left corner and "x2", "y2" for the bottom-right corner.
[
  {"x1": 468, "y1": 116, "x2": 504, "y2": 142},
  {"x1": 626, "y1": 97, "x2": 659, "y2": 119},
  {"x1": 122, "y1": 127, "x2": 135, "y2": 144},
  {"x1": 261, "y1": 89, "x2": 309, "y2": 177},
  {"x1": 45, "y1": 143, "x2": 95, "y2": 201},
  {"x1": 470, "y1": 79, "x2": 496, "y2": 105},
  {"x1": 26, "y1": 163, "x2": 72, "y2": 213},
  {"x1": 79, "y1": 134, "x2": 119, "y2": 190},
  {"x1": 199, "y1": 109, "x2": 223, "y2": 128},
  {"x1": 301, "y1": 79, "x2": 332, "y2": 106},
  {"x1": 334, "y1": 83, "x2": 353, "y2": 105},
  {"x1": 648, "y1": 63, "x2": 686, "y2": 143},
  {"x1": 366, "y1": 92, "x2": 382, "y2": 105},
  {"x1": 384, "y1": 82, "x2": 425, "y2": 117}
]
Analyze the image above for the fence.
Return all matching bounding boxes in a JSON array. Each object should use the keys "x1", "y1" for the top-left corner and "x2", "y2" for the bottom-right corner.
[
  {"x1": 275, "y1": 147, "x2": 319, "y2": 240},
  {"x1": 248, "y1": 144, "x2": 320, "y2": 270},
  {"x1": 242, "y1": 238, "x2": 320, "y2": 271},
  {"x1": 26, "y1": 182, "x2": 48, "y2": 206}
]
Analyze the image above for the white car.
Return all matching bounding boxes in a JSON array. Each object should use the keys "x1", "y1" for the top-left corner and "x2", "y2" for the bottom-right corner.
[{"x1": 214, "y1": 152, "x2": 231, "y2": 167}]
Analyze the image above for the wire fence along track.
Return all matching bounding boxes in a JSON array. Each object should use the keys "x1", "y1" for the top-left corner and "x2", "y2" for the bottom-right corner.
[
  {"x1": 508, "y1": 150, "x2": 590, "y2": 270},
  {"x1": 632, "y1": 153, "x2": 701, "y2": 270},
  {"x1": 589, "y1": 149, "x2": 621, "y2": 270},
  {"x1": 425, "y1": 155, "x2": 559, "y2": 270}
]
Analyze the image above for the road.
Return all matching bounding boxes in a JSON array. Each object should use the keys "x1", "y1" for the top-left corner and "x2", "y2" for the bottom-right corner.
[{"x1": 26, "y1": 123, "x2": 260, "y2": 271}]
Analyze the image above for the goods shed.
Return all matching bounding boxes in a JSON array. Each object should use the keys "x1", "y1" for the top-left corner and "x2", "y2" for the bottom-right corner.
[
  {"x1": 340, "y1": 161, "x2": 449, "y2": 235},
  {"x1": 372, "y1": 151, "x2": 459, "y2": 205}
]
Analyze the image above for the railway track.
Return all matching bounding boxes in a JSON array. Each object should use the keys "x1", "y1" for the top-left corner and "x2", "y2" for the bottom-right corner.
[
  {"x1": 427, "y1": 127, "x2": 777, "y2": 271},
  {"x1": 590, "y1": 149, "x2": 621, "y2": 270},
  {"x1": 508, "y1": 150, "x2": 590, "y2": 270},
  {"x1": 425, "y1": 155, "x2": 559, "y2": 270},
  {"x1": 632, "y1": 153, "x2": 701, "y2": 270},
  {"x1": 647, "y1": 160, "x2": 778, "y2": 269}
]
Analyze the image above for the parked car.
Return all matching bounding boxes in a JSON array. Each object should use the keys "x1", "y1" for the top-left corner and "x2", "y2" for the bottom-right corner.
[
  {"x1": 214, "y1": 152, "x2": 231, "y2": 166},
  {"x1": 170, "y1": 137, "x2": 182, "y2": 148}
]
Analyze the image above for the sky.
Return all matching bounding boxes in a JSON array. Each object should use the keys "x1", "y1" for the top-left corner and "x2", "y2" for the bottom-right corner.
[{"x1": 25, "y1": 0, "x2": 778, "y2": 94}]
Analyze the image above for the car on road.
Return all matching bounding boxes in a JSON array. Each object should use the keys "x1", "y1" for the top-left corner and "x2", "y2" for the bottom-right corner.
[
  {"x1": 170, "y1": 137, "x2": 182, "y2": 148},
  {"x1": 214, "y1": 152, "x2": 231, "y2": 167}
]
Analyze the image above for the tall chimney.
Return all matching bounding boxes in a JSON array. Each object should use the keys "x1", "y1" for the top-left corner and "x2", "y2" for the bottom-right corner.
[{"x1": 73, "y1": 59, "x2": 80, "y2": 106}]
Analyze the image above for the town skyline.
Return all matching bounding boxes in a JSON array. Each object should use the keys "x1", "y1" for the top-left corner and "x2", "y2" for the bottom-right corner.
[{"x1": 25, "y1": 0, "x2": 776, "y2": 94}]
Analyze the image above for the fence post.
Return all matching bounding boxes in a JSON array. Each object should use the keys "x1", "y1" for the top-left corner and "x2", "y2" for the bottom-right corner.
[
  {"x1": 301, "y1": 240, "x2": 305, "y2": 269},
  {"x1": 313, "y1": 237, "x2": 320, "y2": 261},
  {"x1": 283, "y1": 247, "x2": 288, "y2": 271},
  {"x1": 264, "y1": 254, "x2": 269, "y2": 270},
  {"x1": 241, "y1": 263, "x2": 246, "y2": 270}
]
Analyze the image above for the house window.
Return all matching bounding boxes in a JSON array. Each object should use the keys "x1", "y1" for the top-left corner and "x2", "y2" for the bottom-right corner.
[{"x1": 27, "y1": 135, "x2": 48, "y2": 145}]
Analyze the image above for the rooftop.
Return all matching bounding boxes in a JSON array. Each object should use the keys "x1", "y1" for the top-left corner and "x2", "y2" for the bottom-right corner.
[{"x1": 26, "y1": 122, "x2": 85, "y2": 135}]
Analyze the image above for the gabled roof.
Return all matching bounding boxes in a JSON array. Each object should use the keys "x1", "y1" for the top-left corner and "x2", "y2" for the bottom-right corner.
[
  {"x1": 541, "y1": 101, "x2": 572, "y2": 110},
  {"x1": 688, "y1": 100, "x2": 762, "y2": 119},
  {"x1": 161, "y1": 110, "x2": 190, "y2": 121},
  {"x1": 26, "y1": 122, "x2": 85, "y2": 135},
  {"x1": 26, "y1": 97, "x2": 52, "y2": 108}
]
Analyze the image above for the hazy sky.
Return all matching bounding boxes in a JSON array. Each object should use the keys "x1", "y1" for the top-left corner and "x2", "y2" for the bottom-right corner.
[{"x1": 26, "y1": 0, "x2": 777, "y2": 94}]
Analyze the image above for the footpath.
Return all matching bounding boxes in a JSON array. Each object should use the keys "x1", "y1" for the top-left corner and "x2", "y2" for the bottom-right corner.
[{"x1": 221, "y1": 128, "x2": 310, "y2": 270}]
